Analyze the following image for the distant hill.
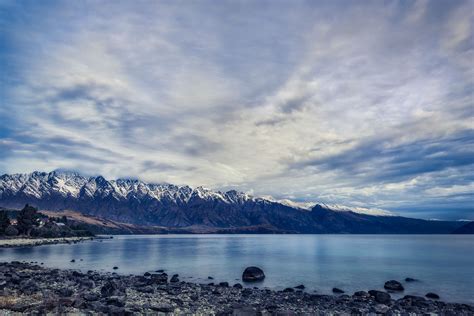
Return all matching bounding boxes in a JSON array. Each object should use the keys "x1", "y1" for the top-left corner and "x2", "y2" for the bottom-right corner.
[
  {"x1": 0, "y1": 171, "x2": 465, "y2": 234},
  {"x1": 451, "y1": 221, "x2": 474, "y2": 234}
]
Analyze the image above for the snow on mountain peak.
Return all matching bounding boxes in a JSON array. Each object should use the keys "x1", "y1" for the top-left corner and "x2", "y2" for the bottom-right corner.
[{"x1": 0, "y1": 171, "x2": 394, "y2": 216}]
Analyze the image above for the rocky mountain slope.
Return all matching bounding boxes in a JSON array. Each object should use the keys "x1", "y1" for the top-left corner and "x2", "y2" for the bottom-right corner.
[{"x1": 0, "y1": 171, "x2": 465, "y2": 234}]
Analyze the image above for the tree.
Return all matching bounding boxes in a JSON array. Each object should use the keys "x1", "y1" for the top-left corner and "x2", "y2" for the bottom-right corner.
[
  {"x1": 0, "y1": 210, "x2": 10, "y2": 234},
  {"x1": 16, "y1": 204, "x2": 40, "y2": 236},
  {"x1": 5, "y1": 225, "x2": 18, "y2": 236}
]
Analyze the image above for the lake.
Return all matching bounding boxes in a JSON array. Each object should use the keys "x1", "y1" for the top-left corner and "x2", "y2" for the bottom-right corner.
[{"x1": 1, "y1": 234, "x2": 473, "y2": 304}]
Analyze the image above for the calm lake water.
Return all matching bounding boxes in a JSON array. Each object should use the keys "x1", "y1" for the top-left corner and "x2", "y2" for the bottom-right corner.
[{"x1": 1, "y1": 234, "x2": 473, "y2": 304}]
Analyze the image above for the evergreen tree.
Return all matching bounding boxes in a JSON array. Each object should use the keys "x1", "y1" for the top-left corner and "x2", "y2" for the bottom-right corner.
[
  {"x1": 0, "y1": 210, "x2": 10, "y2": 234},
  {"x1": 16, "y1": 204, "x2": 40, "y2": 236}
]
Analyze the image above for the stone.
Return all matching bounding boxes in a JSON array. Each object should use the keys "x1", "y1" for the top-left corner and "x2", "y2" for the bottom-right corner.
[
  {"x1": 136, "y1": 286, "x2": 154, "y2": 293},
  {"x1": 100, "y1": 281, "x2": 121, "y2": 297},
  {"x1": 58, "y1": 287, "x2": 74, "y2": 297},
  {"x1": 369, "y1": 290, "x2": 391, "y2": 304},
  {"x1": 332, "y1": 288, "x2": 345, "y2": 294},
  {"x1": 19, "y1": 279, "x2": 38, "y2": 295},
  {"x1": 426, "y1": 292, "x2": 440, "y2": 299},
  {"x1": 106, "y1": 296, "x2": 125, "y2": 307},
  {"x1": 233, "y1": 283, "x2": 243, "y2": 289},
  {"x1": 150, "y1": 303, "x2": 174, "y2": 313},
  {"x1": 283, "y1": 287, "x2": 295, "y2": 293},
  {"x1": 384, "y1": 280, "x2": 404, "y2": 291},
  {"x1": 219, "y1": 282, "x2": 229, "y2": 287},
  {"x1": 405, "y1": 277, "x2": 418, "y2": 282},
  {"x1": 83, "y1": 293, "x2": 99, "y2": 301},
  {"x1": 294, "y1": 284, "x2": 305, "y2": 289},
  {"x1": 170, "y1": 274, "x2": 179, "y2": 283},
  {"x1": 242, "y1": 266, "x2": 265, "y2": 282},
  {"x1": 151, "y1": 273, "x2": 168, "y2": 285},
  {"x1": 242, "y1": 288, "x2": 253, "y2": 297},
  {"x1": 353, "y1": 291, "x2": 369, "y2": 297}
]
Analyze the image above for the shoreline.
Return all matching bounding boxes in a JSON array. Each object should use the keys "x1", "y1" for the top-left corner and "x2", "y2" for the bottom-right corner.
[
  {"x1": 0, "y1": 236, "x2": 95, "y2": 248},
  {"x1": 0, "y1": 262, "x2": 473, "y2": 314}
]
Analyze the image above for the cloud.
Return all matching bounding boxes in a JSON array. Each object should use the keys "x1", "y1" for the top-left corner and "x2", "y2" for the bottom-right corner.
[{"x1": 0, "y1": 0, "x2": 472, "y2": 219}]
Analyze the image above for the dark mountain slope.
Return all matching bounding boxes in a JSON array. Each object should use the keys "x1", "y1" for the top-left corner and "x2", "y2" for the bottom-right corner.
[
  {"x1": 451, "y1": 221, "x2": 474, "y2": 234},
  {"x1": 0, "y1": 171, "x2": 464, "y2": 234}
]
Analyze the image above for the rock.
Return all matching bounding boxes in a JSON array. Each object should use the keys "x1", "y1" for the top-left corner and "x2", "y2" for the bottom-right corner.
[
  {"x1": 369, "y1": 290, "x2": 391, "y2": 304},
  {"x1": 100, "y1": 281, "x2": 121, "y2": 297},
  {"x1": 208, "y1": 276, "x2": 214, "y2": 279},
  {"x1": 374, "y1": 304, "x2": 390, "y2": 313},
  {"x1": 332, "y1": 287, "x2": 345, "y2": 294},
  {"x1": 70, "y1": 259, "x2": 76, "y2": 263},
  {"x1": 151, "y1": 273, "x2": 168, "y2": 285},
  {"x1": 58, "y1": 287, "x2": 74, "y2": 297},
  {"x1": 294, "y1": 284, "x2": 305, "y2": 289},
  {"x1": 150, "y1": 304, "x2": 174, "y2": 312},
  {"x1": 233, "y1": 306, "x2": 257, "y2": 315},
  {"x1": 403, "y1": 295, "x2": 425, "y2": 301},
  {"x1": 20, "y1": 279, "x2": 38, "y2": 295},
  {"x1": 283, "y1": 287, "x2": 295, "y2": 293},
  {"x1": 83, "y1": 293, "x2": 99, "y2": 301},
  {"x1": 136, "y1": 285, "x2": 154, "y2": 293},
  {"x1": 242, "y1": 266, "x2": 265, "y2": 282},
  {"x1": 113, "y1": 266, "x2": 118, "y2": 270},
  {"x1": 144, "y1": 272, "x2": 151, "y2": 276},
  {"x1": 107, "y1": 305, "x2": 125, "y2": 314},
  {"x1": 106, "y1": 297, "x2": 125, "y2": 307},
  {"x1": 170, "y1": 274, "x2": 179, "y2": 283},
  {"x1": 219, "y1": 282, "x2": 229, "y2": 287},
  {"x1": 353, "y1": 291, "x2": 369, "y2": 297},
  {"x1": 241, "y1": 288, "x2": 253, "y2": 297},
  {"x1": 384, "y1": 280, "x2": 404, "y2": 291},
  {"x1": 58, "y1": 298, "x2": 74, "y2": 307},
  {"x1": 426, "y1": 292, "x2": 440, "y2": 299},
  {"x1": 405, "y1": 277, "x2": 418, "y2": 282},
  {"x1": 233, "y1": 283, "x2": 243, "y2": 289}
]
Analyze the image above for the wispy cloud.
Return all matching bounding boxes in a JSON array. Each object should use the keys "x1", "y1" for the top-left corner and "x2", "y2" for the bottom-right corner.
[{"x1": 0, "y1": 0, "x2": 472, "y2": 219}]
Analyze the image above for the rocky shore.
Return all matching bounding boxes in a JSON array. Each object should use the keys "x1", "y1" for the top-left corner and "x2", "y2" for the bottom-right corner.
[
  {"x1": 0, "y1": 237, "x2": 94, "y2": 248},
  {"x1": 0, "y1": 262, "x2": 473, "y2": 315}
]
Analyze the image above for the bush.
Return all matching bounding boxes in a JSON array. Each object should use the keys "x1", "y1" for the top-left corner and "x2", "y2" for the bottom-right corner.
[
  {"x1": 16, "y1": 204, "x2": 40, "y2": 236},
  {"x1": 0, "y1": 211, "x2": 10, "y2": 234},
  {"x1": 5, "y1": 225, "x2": 19, "y2": 236}
]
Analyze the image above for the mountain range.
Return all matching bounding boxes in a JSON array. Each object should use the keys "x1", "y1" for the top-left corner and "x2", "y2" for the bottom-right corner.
[{"x1": 0, "y1": 171, "x2": 467, "y2": 234}]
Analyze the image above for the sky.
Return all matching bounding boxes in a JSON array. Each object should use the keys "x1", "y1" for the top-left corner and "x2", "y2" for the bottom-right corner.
[{"x1": 0, "y1": 0, "x2": 473, "y2": 220}]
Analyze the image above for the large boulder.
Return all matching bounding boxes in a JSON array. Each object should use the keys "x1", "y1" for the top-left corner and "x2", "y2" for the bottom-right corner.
[
  {"x1": 426, "y1": 292, "x2": 440, "y2": 299},
  {"x1": 369, "y1": 290, "x2": 391, "y2": 304},
  {"x1": 242, "y1": 267, "x2": 265, "y2": 282},
  {"x1": 384, "y1": 280, "x2": 404, "y2": 291}
]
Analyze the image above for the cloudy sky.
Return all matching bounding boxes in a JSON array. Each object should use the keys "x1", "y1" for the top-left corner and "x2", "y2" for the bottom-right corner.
[{"x1": 1, "y1": 0, "x2": 473, "y2": 219}]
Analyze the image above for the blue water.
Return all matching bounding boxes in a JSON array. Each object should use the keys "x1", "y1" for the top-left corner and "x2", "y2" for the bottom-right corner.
[{"x1": 1, "y1": 235, "x2": 473, "y2": 304}]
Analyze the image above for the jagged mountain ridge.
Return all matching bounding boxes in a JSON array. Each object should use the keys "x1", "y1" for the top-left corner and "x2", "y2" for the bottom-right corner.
[{"x1": 0, "y1": 171, "x2": 465, "y2": 233}]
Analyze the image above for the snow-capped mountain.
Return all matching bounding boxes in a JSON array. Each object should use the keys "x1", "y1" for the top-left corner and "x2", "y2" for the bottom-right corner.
[
  {"x1": 0, "y1": 171, "x2": 256, "y2": 205},
  {"x1": 0, "y1": 171, "x2": 462, "y2": 233},
  {"x1": 261, "y1": 196, "x2": 393, "y2": 216}
]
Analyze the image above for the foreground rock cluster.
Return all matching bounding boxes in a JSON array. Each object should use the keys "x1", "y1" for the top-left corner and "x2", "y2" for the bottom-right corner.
[{"x1": 0, "y1": 262, "x2": 473, "y2": 315}]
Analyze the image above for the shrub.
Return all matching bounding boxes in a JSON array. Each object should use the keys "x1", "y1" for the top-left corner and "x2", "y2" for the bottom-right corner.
[
  {"x1": 4, "y1": 225, "x2": 19, "y2": 236},
  {"x1": 16, "y1": 204, "x2": 40, "y2": 236},
  {"x1": 0, "y1": 211, "x2": 10, "y2": 234}
]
